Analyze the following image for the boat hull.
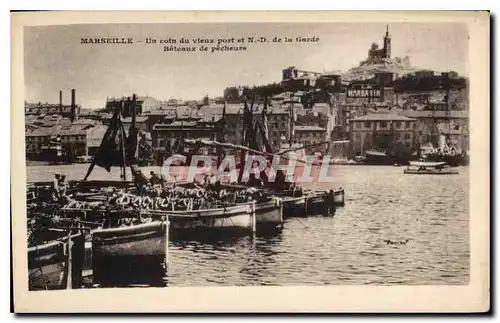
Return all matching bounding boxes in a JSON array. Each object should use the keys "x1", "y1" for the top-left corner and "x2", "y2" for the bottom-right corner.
[
  {"x1": 333, "y1": 188, "x2": 345, "y2": 206},
  {"x1": 305, "y1": 190, "x2": 336, "y2": 216},
  {"x1": 166, "y1": 203, "x2": 256, "y2": 236},
  {"x1": 91, "y1": 221, "x2": 168, "y2": 286},
  {"x1": 254, "y1": 199, "x2": 283, "y2": 231},
  {"x1": 404, "y1": 169, "x2": 459, "y2": 175},
  {"x1": 425, "y1": 153, "x2": 468, "y2": 167},
  {"x1": 28, "y1": 233, "x2": 85, "y2": 291},
  {"x1": 281, "y1": 196, "x2": 307, "y2": 218},
  {"x1": 363, "y1": 151, "x2": 394, "y2": 165},
  {"x1": 306, "y1": 193, "x2": 327, "y2": 215}
]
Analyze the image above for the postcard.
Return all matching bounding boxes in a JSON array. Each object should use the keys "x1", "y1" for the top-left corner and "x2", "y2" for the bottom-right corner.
[{"x1": 11, "y1": 10, "x2": 490, "y2": 313}]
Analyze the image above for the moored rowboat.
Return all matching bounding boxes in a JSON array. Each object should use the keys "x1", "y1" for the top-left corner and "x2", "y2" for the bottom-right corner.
[
  {"x1": 305, "y1": 191, "x2": 327, "y2": 215},
  {"x1": 162, "y1": 201, "x2": 256, "y2": 235},
  {"x1": 91, "y1": 221, "x2": 169, "y2": 286},
  {"x1": 404, "y1": 161, "x2": 459, "y2": 175},
  {"x1": 304, "y1": 190, "x2": 336, "y2": 216},
  {"x1": 28, "y1": 232, "x2": 85, "y2": 290},
  {"x1": 253, "y1": 198, "x2": 283, "y2": 231},
  {"x1": 403, "y1": 168, "x2": 459, "y2": 175},
  {"x1": 281, "y1": 195, "x2": 307, "y2": 218}
]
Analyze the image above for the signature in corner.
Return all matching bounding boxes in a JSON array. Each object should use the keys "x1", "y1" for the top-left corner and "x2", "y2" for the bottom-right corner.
[{"x1": 383, "y1": 239, "x2": 410, "y2": 245}]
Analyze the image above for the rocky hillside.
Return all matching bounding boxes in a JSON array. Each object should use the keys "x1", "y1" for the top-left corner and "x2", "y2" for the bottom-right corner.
[{"x1": 341, "y1": 56, "x2": 417, "y2": 82}]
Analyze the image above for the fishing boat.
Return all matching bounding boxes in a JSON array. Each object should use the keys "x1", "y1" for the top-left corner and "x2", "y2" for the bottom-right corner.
[
  {"x1": 404, "y1": 161, "x2": 459, "y2": 175},
  {"x1": 28, "y1": 232, "x2": 85, "y2": 290},
  {"x1": 162, "y1": 201, "x2": 256, "y2": 236},
  {"x1": 91, "y1": 220, "x2": 169, "y2": 286},
  {"x1": 253, "y1": 198, "x2": 283, "y2": 231},
  {"x1": 304, "y1": 190, "x2": 328, "y2": 215},
  {"x1": 201, "y1": 183, "x2": 284, "y2": 230},
  {"x1": 280, "y1": 195, "x2": 307, "y2": 218},
  {"x1": 362, "y1": 149, "x2": 398, "y2": 165},
  {"x1": 27, "y1": 94, "x2": 172, "y2": 288},
  {"x1": 182, "y1": 94, "x2": 345, "y2": 218}
]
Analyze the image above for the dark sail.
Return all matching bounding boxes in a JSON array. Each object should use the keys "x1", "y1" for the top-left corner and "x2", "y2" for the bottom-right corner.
[
  {"x1": 83, "y1": 110, "x2": 124, "y2": 180},
  {"x1": 125, "y1": 127, "x2": 140, "y2": 165}
]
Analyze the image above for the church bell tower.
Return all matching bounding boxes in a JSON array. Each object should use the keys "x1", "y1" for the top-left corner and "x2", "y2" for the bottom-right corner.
[{"x1": 383, "y1": 24, "x2": 391, "y2": 59}]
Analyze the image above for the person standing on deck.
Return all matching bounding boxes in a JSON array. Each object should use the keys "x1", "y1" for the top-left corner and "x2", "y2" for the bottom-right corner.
[
  {"x1": 274, "y1": 170, "x2": 287, "y2": 191},
  {"x1": 51, "y1": 173, "x2": 60, "y2": 201},
  {"x1": 58, "y1": 174, "x2": 69, "y2": 197},
  {"x1": 130, "y1": 164, "x2": 149, "y2": 195},
  {"x1": 149, "y1": 171, "x2": 163, "y2": 186}
]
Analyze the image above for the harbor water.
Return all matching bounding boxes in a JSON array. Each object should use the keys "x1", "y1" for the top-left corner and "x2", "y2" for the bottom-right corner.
[{"x1": 27, "y1": 164, "x2": 469, "y2": 286}]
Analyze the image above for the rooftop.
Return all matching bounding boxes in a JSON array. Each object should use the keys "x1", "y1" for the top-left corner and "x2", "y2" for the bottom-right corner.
[
  {"x1": 121, "y1": 116, "x2": 149, "y2": 123},
  {"x1": 86, "y1": 125, "x2": 109, "y2": 147},
  {"x1": 153, "y1": 121, "x2": 200, "y2": 129},
  {"x1": 26, "y1": 123, "x2": 95, "y2": 137},
  {"x1": 294, "y1": 125, "x2": 326, "y2": 132}
]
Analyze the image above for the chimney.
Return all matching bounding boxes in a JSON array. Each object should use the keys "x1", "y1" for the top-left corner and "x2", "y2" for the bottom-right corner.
[
  {"x1": 70, "y1": 89, "x2": 78, "y2": 122},
  {"x1": 132, "y1": 94, "x2": 137, "y2": 130},
  {"x1": 59, "y1": 90, "x2": 62, "y2": 112}
]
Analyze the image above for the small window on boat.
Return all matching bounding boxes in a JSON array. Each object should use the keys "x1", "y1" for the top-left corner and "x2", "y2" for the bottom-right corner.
[
  {"x1": 380, "y1": 121, "x2": 387, "y2": 128},
  {"x1": 395, "y1": 121, "x2": 401, "y2": 129},
  {"x1": 364, "y1": 121, "x2": 371, "y2": 128}
]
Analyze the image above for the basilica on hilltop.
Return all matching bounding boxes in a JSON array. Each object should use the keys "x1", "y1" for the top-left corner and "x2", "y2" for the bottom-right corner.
[{"x1": 360, "y1": 25, "x2": 393, "y2": 65}]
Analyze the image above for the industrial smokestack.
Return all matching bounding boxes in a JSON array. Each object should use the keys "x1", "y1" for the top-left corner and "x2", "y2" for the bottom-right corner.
[
  {"x1": 70, "y1": 89, "x2": 77, "y2": 122},
  {"x1": 59, "y1": 90, "x2": 63, "y2": 111},
  {"x1": 132, "y1": 94, "x2": 137, "y2": 130}
]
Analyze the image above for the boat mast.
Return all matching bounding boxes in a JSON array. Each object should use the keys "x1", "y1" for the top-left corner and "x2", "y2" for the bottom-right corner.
[
  {"x1": 446, "y1": 78, "x2": 451, "y2": 150},
  {"x1": 132, "y1": 94, "x2": 137, "y2": 131},
  {"x1": 120, "y1": 99, "x2": 127, "y2": 181},
  {"x1": 289, "y1": 90, "x2": 294, "y2": 147}
]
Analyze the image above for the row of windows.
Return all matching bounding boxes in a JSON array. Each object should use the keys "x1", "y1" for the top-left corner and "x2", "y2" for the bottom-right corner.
[
  {"x1": 353, "y1": 132, "x2": 413, "y2": 141},
  {"x1": 26, "y1": 135, "x2": 86, "y2": 142},
  {"x1": 225, "y1": 122, "x2": 288, "y2": 130},
  {"x1": 25, "y1": 107, "x2": 72, "y2": 113},
  {"x1": 297, "y1": 132, "x2": 324, "y2": 138},
  {"x1": 354, "y1": 121, "x2": 416, "y2": 129}
]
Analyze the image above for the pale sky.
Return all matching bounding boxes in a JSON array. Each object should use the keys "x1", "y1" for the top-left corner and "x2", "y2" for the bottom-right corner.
[{"x1": 24, "y1": 23, "x2": 468, "y2": 109}]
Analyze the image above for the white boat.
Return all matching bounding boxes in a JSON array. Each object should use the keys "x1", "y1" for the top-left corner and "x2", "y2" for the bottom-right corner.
[
  {"x1": 91, "y1": 221, "x2": 169, "y2": 286},
  {"x1": 404, "y1": 161, "x2": 459, "y2": 175},
  {"x1": 92, "y1": 221, "x2": 168, "y2": 258},
  {"x1": 164, "y1": 202, "x2": 256, "y2": 235}
]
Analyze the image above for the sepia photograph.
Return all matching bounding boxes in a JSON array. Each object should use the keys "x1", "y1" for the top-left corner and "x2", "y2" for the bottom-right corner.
[{"x1": 11, "y1": 11, "x2": 490, "y2": 312}]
